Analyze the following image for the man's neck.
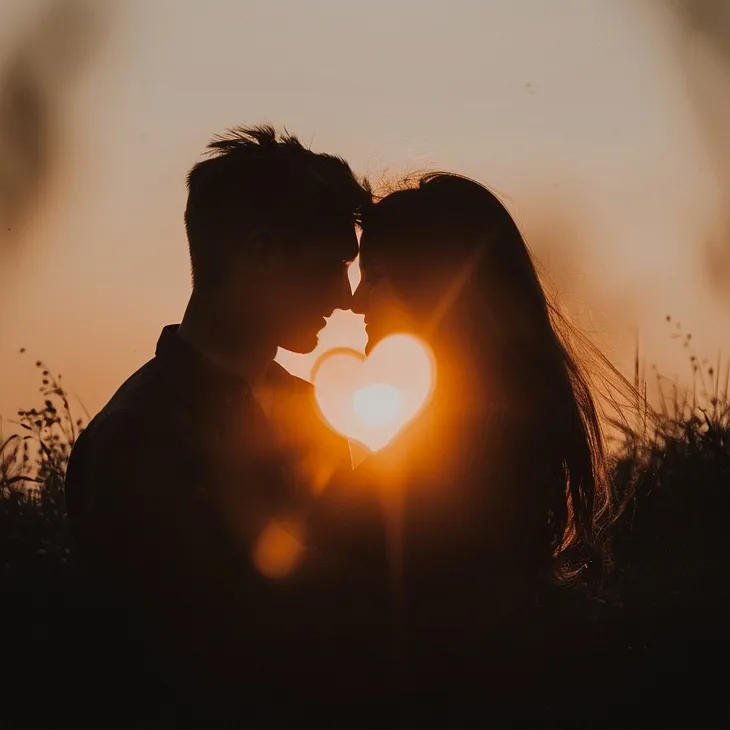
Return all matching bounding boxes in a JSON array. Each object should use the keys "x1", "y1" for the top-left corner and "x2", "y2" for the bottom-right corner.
[{"x1": 177, "y1": 292, "x2": 277, "y2": 391}]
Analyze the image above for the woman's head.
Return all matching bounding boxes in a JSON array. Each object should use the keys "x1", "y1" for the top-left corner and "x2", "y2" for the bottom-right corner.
[
  {"x1": 356, "y1": 172, "x2": 613, "y2": 579},
  {"x1": 357, "y1": 174, "x2": 562, "y2": 394}
]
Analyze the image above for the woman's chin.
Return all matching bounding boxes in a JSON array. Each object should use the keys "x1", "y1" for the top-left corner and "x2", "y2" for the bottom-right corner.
[
  {"x1": 365, "y1": 324, "x2": 421, "y2": 354},
  {"x1": 366, "y1": 327, "x2": 418, "y2": 355},
  {"x1": 364, "y1": 327, "x2": 387, "y2": 355}
]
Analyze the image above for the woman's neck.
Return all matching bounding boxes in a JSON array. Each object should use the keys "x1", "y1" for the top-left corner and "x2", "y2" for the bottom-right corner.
[{"x1": 431, "y1": 332, "x2": 497, "y2": 417}]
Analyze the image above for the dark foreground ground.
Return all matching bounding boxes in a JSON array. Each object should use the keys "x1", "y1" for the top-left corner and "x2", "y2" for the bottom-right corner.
[{"x1": 1, "y1": 364, "x2": 729, "y2": 728}]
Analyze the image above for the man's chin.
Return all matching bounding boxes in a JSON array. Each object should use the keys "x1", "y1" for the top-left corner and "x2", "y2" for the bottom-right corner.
[{"x1": 280, "y1": 332, "x2": 321, "y2": 356}]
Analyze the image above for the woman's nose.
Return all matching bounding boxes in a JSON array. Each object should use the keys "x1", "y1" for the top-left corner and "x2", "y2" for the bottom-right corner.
[{"x1": 350, "y1": 283, "x2": 367, "y2": 314}]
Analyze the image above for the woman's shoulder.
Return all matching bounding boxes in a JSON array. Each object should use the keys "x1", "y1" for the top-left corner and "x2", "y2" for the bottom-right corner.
[{"x1": 307, "y1": 459, "x2": 389, "y2": 569}]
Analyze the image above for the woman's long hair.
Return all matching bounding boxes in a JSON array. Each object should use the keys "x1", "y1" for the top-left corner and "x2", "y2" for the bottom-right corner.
[{"x1": 361, "y1": 172, "x2": 642, "y2": 582}]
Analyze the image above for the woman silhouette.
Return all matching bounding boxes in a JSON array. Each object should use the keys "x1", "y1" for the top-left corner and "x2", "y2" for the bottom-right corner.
[{"x1": 309, "y1": 172, "x2": 624, "y2": 723}]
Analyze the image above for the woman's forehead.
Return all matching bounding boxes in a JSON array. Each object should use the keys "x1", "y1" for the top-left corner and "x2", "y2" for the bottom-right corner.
[{"x1": 359, "y1": 229, "x2": 416, "y2": 264}]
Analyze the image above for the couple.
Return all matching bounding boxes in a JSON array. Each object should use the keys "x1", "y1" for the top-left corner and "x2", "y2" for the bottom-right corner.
[{"x1": 64, "y1": 125, "x2": 611, "y2": 725}]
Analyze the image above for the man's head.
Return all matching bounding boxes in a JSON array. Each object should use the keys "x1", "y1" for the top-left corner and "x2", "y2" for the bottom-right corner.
[{"x1": 184, "y1": 125, "x2": 370, "y2": 354}]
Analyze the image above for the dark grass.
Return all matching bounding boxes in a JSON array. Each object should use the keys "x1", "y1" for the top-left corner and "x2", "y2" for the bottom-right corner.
[
  {"x1": 578, "y1": 322, "x2": 730, "y2": 728},
  {"x1": 607, "y1": 320, "x2": 730, "y2": 617},
  {"x1": 1, "y1": 354, "x2": 83, "y2": 586}
]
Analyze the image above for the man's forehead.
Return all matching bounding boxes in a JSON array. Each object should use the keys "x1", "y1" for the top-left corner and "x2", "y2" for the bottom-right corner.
[{"x1": 313, "y1": 226, "x2": 359, "y2": 261}]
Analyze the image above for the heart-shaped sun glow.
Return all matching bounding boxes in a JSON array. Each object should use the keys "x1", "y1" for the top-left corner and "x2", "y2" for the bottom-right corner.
[
  {"x1": 312, "y1": 334, "x2": 436, "y2": 452},
  {"x1": 353, "y1": 383, "x2": 404, "y2": 427}
]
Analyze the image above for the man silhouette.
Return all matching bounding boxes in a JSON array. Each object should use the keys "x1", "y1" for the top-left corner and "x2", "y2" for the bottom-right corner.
[{"x1": 63, "y1": 125, "x2": 370, "y2": 720}]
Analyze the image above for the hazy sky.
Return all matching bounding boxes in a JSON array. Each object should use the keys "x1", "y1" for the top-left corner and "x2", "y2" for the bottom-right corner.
[{"x1": 1, "y1": 0, "x2": 728, "y2": 422}]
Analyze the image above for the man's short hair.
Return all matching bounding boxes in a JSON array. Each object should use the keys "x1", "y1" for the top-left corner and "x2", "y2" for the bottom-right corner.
[{"x1": 184, "y1": 125, "x2": 371, "y2": 288}]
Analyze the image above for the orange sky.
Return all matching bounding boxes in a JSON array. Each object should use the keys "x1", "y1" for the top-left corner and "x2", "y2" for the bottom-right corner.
[{"x1": 1, "y1": 0, "x2": 729, "y2": 424}]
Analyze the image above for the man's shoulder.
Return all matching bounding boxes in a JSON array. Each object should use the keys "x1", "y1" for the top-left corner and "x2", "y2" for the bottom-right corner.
[
  {"x1": 94, "y1": 358, "x2": 167, "y2": 423},
  {"x1": 70, "y1": 359, "x2": 188, "y2": 468},
  {"x1": 65, "y1": 391, "x2": 195, "y2": 522}
]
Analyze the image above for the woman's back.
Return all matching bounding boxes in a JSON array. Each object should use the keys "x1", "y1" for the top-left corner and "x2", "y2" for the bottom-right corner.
[{"x1": 309, "y1": 170, "x2": 620, "y2": 721}]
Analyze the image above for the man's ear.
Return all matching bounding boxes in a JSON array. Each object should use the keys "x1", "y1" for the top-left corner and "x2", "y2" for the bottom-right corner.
[{"x1": 247, "y1": 227, "x2": 279, "y2": 273}]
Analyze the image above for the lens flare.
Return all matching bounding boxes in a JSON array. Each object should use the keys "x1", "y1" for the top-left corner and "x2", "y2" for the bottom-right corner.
[{"x1": 252, "y1": 521, "x2": 303, "y2": 580}]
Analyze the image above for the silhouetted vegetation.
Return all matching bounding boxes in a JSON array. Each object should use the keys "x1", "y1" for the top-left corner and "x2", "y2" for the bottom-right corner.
[
  {"x1": 1, "y1": 354, "x2": 82, "y2": 586},
  {"x1": 608, "y1": 320, "x2": 730, "y2": 619}
]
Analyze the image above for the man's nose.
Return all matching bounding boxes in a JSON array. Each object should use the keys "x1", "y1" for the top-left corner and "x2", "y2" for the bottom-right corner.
[{"x1": 332, "y1": 269, "x2": 353, "y2": 311}]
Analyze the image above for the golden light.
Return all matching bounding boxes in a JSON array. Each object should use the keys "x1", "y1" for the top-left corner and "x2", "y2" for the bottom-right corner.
[
  {"x1": 274, "y1": 256, "x2": 436, "y2": 453},
  {"x1": 312, "y1": 333, "x2": 436, "y2": 452}
]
